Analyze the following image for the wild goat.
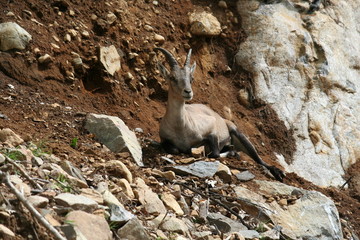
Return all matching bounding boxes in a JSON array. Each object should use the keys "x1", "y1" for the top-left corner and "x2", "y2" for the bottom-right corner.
[{"x1": 154, "y1": 47, "x2": 285, "y2": 181}]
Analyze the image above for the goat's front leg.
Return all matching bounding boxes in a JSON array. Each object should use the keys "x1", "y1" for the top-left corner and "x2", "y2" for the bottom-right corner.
[
  {"x1": 206, "y1": 134, "x2": 221, "y2": 158},
  {"x1": 161, "y1": 139, "x2": 181, "y2": 155}
]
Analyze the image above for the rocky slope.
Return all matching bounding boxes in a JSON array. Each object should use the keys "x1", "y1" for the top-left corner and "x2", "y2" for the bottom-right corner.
[{"x1": 0, "y1": 0, "x2": 360, "y2": 239}]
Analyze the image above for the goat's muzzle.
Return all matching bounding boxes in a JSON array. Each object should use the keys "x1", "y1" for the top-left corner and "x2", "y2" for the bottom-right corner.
[{"x1": 183, "y1": 89, "x2": 193, "y2": 100}]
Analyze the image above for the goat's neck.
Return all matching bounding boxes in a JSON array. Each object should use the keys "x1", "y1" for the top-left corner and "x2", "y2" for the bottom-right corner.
[{"x1": 165, "y1": 90, "x2": 187, "y2": 125}]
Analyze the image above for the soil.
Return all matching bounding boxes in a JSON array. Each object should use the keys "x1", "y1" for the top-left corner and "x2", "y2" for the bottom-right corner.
[{"x1": 0, "y1": 0, "x2": 359, "y2": 238}]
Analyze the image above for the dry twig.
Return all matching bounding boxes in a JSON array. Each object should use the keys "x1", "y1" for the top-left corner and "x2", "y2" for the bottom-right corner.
[
  {"x1": 5, "y1": 156, "x2": 43, "y2": 190},
  {"x1": 175, "y1": 181, "x2": 252, "y2": 229},
  {"x1": 0, "y1": 170, "x2": 66, "y2": 240}
]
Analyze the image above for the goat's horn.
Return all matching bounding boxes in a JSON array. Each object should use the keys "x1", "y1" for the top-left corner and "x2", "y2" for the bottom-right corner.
[
  {"x1": 154, "y1": 48, "x2": 178, "y2": 68},
  {"x1": 185, "y1": 48, "x2": 192, "y2": 67}
]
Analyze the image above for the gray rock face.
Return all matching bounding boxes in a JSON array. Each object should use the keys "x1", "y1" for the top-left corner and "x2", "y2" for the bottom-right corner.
[
  {"x1": 65, "y1": 210, "x2": 112, "y2": 240},
  {"x1": 235, "y1": 0, "x2": 360, "y2": 187},
  {"x1": 85, "y1": 113, "x2": 143, "y2": 166},
  {"x1": 0, "y1": 22, "x2": 32, "y2": 51},
  {"x1": 233, "y1": 180, "x2": 343, "y2": 240}
]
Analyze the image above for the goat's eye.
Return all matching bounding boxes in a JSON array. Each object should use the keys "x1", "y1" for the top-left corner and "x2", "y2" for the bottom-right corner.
[
  {"x1": 190, "y1": 77, "x2": 194, "y2": 83},
  {"x1": 169, "y1": 76, "x2": 177, "y2": 82}
]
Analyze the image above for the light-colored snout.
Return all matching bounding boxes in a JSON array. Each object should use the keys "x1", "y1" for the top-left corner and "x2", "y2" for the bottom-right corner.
[{"x1": 183, "y1": 88, "x2": 193, "y2": 100}]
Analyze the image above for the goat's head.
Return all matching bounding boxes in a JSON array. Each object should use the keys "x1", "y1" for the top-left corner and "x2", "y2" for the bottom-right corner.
[{"x1": 155, "y1": 47, "x2": 196, "y2": 101}]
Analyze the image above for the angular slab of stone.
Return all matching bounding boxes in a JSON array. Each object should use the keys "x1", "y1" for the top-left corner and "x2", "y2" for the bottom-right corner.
[
  {"x1": 134, "y1": 178, "x2": 166, "y2": 215},
  {"x1": 0, "y1": 128, "x2": 24, "y2": 146},
  {"x1": 60, "y1": 160, "x2": 87, "y2": 183},
  {"x1": 109, "y1": 204, "x2": 134, "y2": 224},
  {"x1": 28, "y1": 195, "x2": 49, "y2": 208},
  {"x1": 97, "y1": 182, "x2": 124, "y2": 208},
  {"x1": 161, "y1": 192, "x2": 184, "y2": 216},
  {"x1": 233, "y1": 180, "x2": 343, "y2": 240},
  {"x1": 80, "y1": 188, "x2": 104, "y2": 205},
  {"x1": 0, "y1": 22, "x2": 32, "y2": 51},
  {"x1": 117, "y1": 218, "x2": 150, "y2": 240},
  {"x1": 0, "y1": 224, "x2": 15, "y2": 237},
  {"x1": 99, "y1": 45, "x2": 121, "y2": 76},
  {"x1": 85, "y1": 113, "x2": 143, "y2": 166},
  {"x1": 236, "y1": 170, "x2": 255, "y2": 182},
  {"x1": 151, "y1": 214, "x2": 188, "y2": 234},
  {"x1": 66, "y1": 210, "x2": 112, "y2": 240},
  {"x1": 55, "y1": 193, "x2": 98, "y2": 212},
  {"x1": 105, "y1": 160, "x2": 133, "y2": 183},
  {"x1": 207, "y1": 212, "x2": 248, "y2": 233},
  {"x1": 118, "y1": 178, "x2": 135, "y2": 199},
  {"x1": 168, "y1": 161, "x2": 220, "y2": 178},
  {"x1": 161, "y1": 217, "x2": 188, "y2": 234},
  {"x1": 216, "y1": 163, "x2": 232, "y2": 183}
]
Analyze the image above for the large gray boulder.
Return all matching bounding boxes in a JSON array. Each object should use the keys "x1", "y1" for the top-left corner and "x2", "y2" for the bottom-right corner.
[
  {"x1": 0, "y1": 22, "x2": 32, "y2": 51},
  {"x1": 85, "y1": 113, "x2": 143, "y2": 166},
  {"x1": 235, "y1": 0, "x2": 360, "y2": 187},
  {"x1": 233, "y1": 180, "x2": 343, "y2": 239}
]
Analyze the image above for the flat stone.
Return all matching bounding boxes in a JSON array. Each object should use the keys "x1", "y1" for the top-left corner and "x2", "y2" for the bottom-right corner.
[
  {"x1": 80, "y1": 188, "x2": 104, "y2": 205},
  {"x1": 28, "y1": 195, "x2": 49, "y2": 208},
  {"x1": 238, "y1": 230, "x2": 260, "y2": 239},
  {"x1": 216, "y1": 163, "x2": 232, "y2": 183},
  {"x1": 162, "y1": 192, "x2": 184, "y2": 216},
  {"x1": 85, "y1": 113, "x2": 143, "y2": 166},
  {"x1": 66, "y1": 210, "x2": 112, "y2": 240},
  {"x1": 118, "y1": 178, "x2": 135, "y2": 199},
  {"x1": 0, "y1": 128, "x2": 24, "y2": 146},
  {"x1": 60, "y1": 160, "x2": 87, "y2": 183},
  {"x1": 0, "y1": 22, "x2": 32, "y2": 51},
  {"x1": 168, "y1": 161, "x2": 220, "y2": 178},
  {"x1": 191, "y1": 146, "x2": 205, "y2": 158},
  {"x1": 99, "y1": 45, "x2": 121, "y2": 75},
  {"x1": 0, "y1": 223, "x2": 15, "y2": 237},
  {"x1": 109, "y1": 204, "x2": 134, "y2": 224},
  {"x1": 161, "y1": 217, "x2": 188, "y2": 234},
  {"x1": 55, "y1": 193, "x2": 98, "y2": 212},
  {"x1": 117, "y1": 218, "x2": 150, "y2": 240},
  {"x1": 134, "y1": 178, "x2": 166, "y2": 215},
  {"x1": 207, "y1": 212, "x2": 248, "y2": 233},
  {"x1": 236, "y1": 170, "x2": 255, "y2": 181},
  {"x1": 105, "y1": 160, "x2": 133, "y2": 183}
]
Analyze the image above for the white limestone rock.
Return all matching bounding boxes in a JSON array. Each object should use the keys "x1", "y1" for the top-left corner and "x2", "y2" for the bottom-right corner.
[
  {"x1": 85, "y1": 113, "x2": 143, "y2": 166},
  {"x1": 0, "y1": 22, "x2": 32, "y2": 51}
]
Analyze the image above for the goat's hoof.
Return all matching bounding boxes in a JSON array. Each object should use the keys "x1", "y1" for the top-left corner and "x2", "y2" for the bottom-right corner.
[{"x1": 268, "y1": 166, "x2": 285, "y2": 182}]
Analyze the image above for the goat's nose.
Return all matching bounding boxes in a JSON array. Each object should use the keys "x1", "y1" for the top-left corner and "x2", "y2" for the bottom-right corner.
[{"x1": 184, "y1": 89, "x2": 192, "y2": 94}]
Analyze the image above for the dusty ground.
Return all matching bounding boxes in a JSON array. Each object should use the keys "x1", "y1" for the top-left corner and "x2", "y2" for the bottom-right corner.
[{"x1": 0, "y1": 0, "x2": 359, "y2": 238}]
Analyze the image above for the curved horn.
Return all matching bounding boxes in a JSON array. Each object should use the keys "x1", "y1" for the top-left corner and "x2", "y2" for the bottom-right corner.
[
  {"x1": 154, "y1": 47, "x2": 178, "y2": 69},
  {"x1": 185, "y1": 48, "x2": 192, "y2": 67}
]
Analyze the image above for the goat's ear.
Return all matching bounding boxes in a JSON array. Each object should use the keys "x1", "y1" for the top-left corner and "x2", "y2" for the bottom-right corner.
[
  {"x1": 157, "y1": 62, "x2": 170, "y2": 78},
  {"x1": 190, "y1": 62, "x2": 196, "y2": 76}
]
